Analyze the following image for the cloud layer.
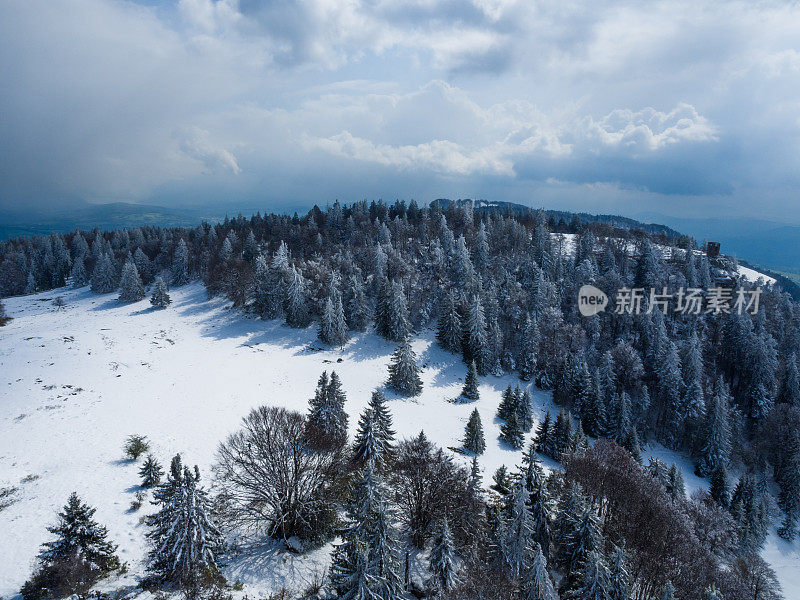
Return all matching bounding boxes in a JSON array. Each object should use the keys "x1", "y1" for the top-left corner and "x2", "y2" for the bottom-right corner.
[{"x1": 1, "y1": 0, "x2": 799, "y2": 219}]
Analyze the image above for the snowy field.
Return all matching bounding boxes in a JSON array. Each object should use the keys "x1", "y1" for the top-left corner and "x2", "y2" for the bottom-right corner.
[{"x1": 1, "y1": 283, "x2": 798, "y2": 598}]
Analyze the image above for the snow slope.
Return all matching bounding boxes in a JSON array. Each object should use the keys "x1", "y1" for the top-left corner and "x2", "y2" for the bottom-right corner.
[{"x1": 1, "y1": 284, "x2": 798, "y2": 598}]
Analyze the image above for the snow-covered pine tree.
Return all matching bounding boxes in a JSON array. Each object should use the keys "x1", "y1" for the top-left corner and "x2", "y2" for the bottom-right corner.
[
  {"x1": 387, "y1": 338, "x2": 423, "y2": 396},
  {"x1": 611, "y1": 392, "x2": 632, "y2": 445},
  {"x1": 519, "y1": 314, "x2": 540, "y2": 381},
  {"x1": 150, "y1": 276, "x2": 171, "y2": 308},
  {"x1": 330, "y1": 460, "x2": 404, "y2": 600},
  {"x1": 344, "y1": 273, "x2": 370, "y2": 332},
  {"x1": 147, "y1": 456, "x2": 224, "y2": 586},
  {"x1": 500, "y1": 410, "x2": 524, "y2": 450},
  {"x1": 386, "y1": 280, "x2": 411, "y2": 342},
  {"x1": 261, "y1": 242, "x2": 291, "y2": 319},
  {"x1": 461, "y1": 360, "x2": 480, "y2": 401},
  {"x1": 779, "y1": 353, "x2": 800, "y2": 407},
  {"x1": 522, "y1": 542, "x2": 559, "y2": 600},
  {"x1": 243, "y1": 230, "x2": 257, "y2": 263},
  {"x1": 463, "y1": 408, "x2": 486, "y2": 455},
  {"x1": 368, "y1": 390, "x2": 396, "y2": 455},
  {"x1": 171, "y1": 239, "x2": 189, "y2": 286},
  {"x1": 607, "y1": 544, "x2": 631, "y2": 600},
  {"x1": 0, "y1": 299, "x2": 7, "y2": 325},
  {"x1": 710, "y1": 465, "x2": 729, "y2": 507},
  {"x1": 552, "y1": 410, "x2": 574, "y2": 461},
  {"x1": 429, "y1": 517, "x2": 459, "y2": 592},
  {"x1": 777, "y1": 433, "x2": 800, "y2": 541},
  {"x1": 219, "y1": 237, "x2": 233, "y2": 261},
  {"x1": 517, "y1": 388, "x2": 534, "y2": 433},
  {"x1": 498, "y1": 385, "x2": 517, "y2": 421},
  {"x1": 118, "y1": 259, "x2": 145, "y2": 302},
  {"x1": 463, "y1": 294, "x2": 491, "y2": 375},
  {"x1": 307, "y1": 370, "x2": 349, "y2": 447},
  {"x1": 134, "y1": 247, "x2": 153, "y2": 284},
  {"x1": 696, "y1": 378, "x2": 732, "y2": 478},
  {"x1": 502, "y1": 481, "x2": 533, "y2": 577},
  {"x1": 556, "y1": 505, "x2": 601, "y2": 596},
  {"x1": 436, "y1": 291, "x2": 463, "y2": 354},
  {"x1": 319, "y1": 295, "x2": 349, "y2": 346},
  {"x1": 660, "y1": 581, "x2": 676, "y2": 600},
  {"x1": 621, "y1": 426, "x2": 642, "y2": 464},
  {"x1": 139, "y1": 454, "x2": 164, "y2": 488},
  {"x1": 682, "y1": 333, "x2": 705, "y2": 426},
  {"x1": 91, "y1": 252, "x2": 117, "y2": 293},
  {"x1": 38, "y1": 492, "x2": 119, "y2": 572},
  {"x1": 575, "y1": 549, "x2": 612, "y2": 600},
  {"x1": 353, "y1": 408, "x2": 382, "y2": 466},
  {"x1": 534, "y1": 411, "x2": 554, "y2": 458},
  {"x1": 70, "y1": 255, "x2": 89, "y2": 288},
  {"x1": 284, "y1": 265, "x2": 310, "y2": 327}
]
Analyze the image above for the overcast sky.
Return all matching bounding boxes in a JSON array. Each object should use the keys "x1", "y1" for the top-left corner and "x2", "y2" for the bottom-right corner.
[{"x1": 2, "y1": 0, "x2": 800, "y2": 221}]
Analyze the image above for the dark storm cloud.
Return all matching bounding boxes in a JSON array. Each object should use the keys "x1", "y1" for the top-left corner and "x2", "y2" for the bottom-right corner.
[{"x1": 1, "y1": 0, "x2": 800, "y2": 221}]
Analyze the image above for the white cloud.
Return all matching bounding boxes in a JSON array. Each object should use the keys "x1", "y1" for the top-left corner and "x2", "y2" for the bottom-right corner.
[
  {"x1": 1, "y1": 0, "x2": 800, "y2": 218},
  {"x1": 175, "y1": 127, "x2": 241, "y2": 175}
]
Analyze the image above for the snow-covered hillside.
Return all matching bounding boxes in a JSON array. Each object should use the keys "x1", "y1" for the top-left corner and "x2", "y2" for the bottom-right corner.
[{"x1": 1, "y1": 284, "x2": 798, "y2": 598}]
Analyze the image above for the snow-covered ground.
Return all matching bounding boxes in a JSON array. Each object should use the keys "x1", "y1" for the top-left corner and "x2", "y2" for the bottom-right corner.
[
  {"x1": 738, "y1": 264, "x2": 777, "y2": 285},
  {"x1": 1, "y1": 284, "x2": 797, "y2": 598}
]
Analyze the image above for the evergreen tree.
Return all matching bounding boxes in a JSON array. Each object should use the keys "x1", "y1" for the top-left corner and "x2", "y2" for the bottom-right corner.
[
  {"x1": 503, "y1": 482, "x2": 533, "y2": 577},
  {"x1": 498, "y1": 385, "x2": 517, "y2": 421},
  {"x1": 344, "y1": 273, "x2": 370, "y2": 332},
  {"x1": 429, "y1": 518, "x2": 459, "y2": 592},
  {"x1": 171, "y1": 239, "x2": 189, "y2": 286},
  {"x1": 607, "y1": 545, "x2": 631, "y2": 600},
  {"x1": 243, "y1": 230, "x2": 258, "y2": 263},
  {"x1": 38, "y1": 492, "x2": 119, "y2": 572},
  {"x1": 575, "y1": 549, "x2": 611, "y2": 600},
  {"x1": 368, "y1": 390, "x2": 396, "y2": 455},
  {"x1": 463, "y1": 408, "x2": 486, "y2": 455},
  {"x1": 118, "y1": 260, "x2": 145, "y2": 302},
  {"x1": 779, "y1": 353, "x2": 800, "y2": 407},
  {"x1": 284, "y1": 265, "x2": 310, "y2": 327},
  {"x1": 436, "y1": 290, "x2": 463, "y2": 353},
  {"x1": 660, "y1": 581, "x2": 676, "y2": 600},
  {"x1": 710, "y1": 466, "x2": 729, "y2": 507},
  {"x1": 387, "y1": 339, "x2": 423, "y2": 396},
  {"x1": 777, "y1": 434, "x2": 800, "y2": 541},
  {"x1": 150, "y1": 276, "x2": 171, "y2": 308},
  {"x1": 70, "y1": 255, "x2": 89, "y2": 288},
  {"x1": 534, "y1": 411, "x2": 554, "y2": 458},
  {"x1": 519, "y1": 314, "x2": 540, "y2": 381},
  {"x1": 307, "y1": 370, "x2": 349, "y2": 447},
  {"x1": 91, "y1": 252, "x2": 116, "y2": 293},
  {"x1": 139, "y1": 454, "x2": 164, "y2": 488},
  {"x1": 134, "y1": 247, "x2": 153, "y2": 284},
  {"x1": 319, "y1": 295, "x2": 349, "y2": 346},
  {"x1": 461, "y1": 360, "x2": 480, "y2": 401},
  {"x1": 463, "y1": 294, "x2": 491, "y2": 375},
  {"x1": 147, "y1": 456, "x2": 224, "y2": 586},
  {"x1": 376, "y1": 279, "x2": 411, "y2": 342},
  {"x1": 522, "y1": 542, "x2": 559, "y2": 600},
  {"x1": 556, "y1": 505, "x2": 601, "y2": 595},
  {"x1": 552, "y1": 410, "x2": 574, "y2": 461},
  {"x1": 353, "y1": 409, "x2": 382, "y2": 467},
  {"x1": 517, "y1": 388, "x2": 534, "y2": 433},
  {"x1": 331, "y1": 461, "x2": 404, "y2": 600},
  {"x1": 696, "y1": 378, "x2": 732, "y2": 478},
  {"x1": 500, "y1": 410, "x2": 524, "y2": 449},
  {"x1": 621, "y1": 426, "x2": 642, "y2": 464}
]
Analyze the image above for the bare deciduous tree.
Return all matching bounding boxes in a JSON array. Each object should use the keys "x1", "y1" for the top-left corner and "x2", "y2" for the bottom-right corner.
[{"x1": 215, "y1": 406, "x2": 345, "y2": 544}]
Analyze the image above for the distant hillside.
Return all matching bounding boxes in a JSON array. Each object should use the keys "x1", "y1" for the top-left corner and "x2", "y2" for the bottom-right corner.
[
  {"x1": 0, "y1": 202, "x2": 224, "y2": 239},
  {"x1": 636, "y1": 212, "x2": 800, "y2": 275},
  {"x1": 435, "y1": 199, "x2": 683, "y2": 238}
]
